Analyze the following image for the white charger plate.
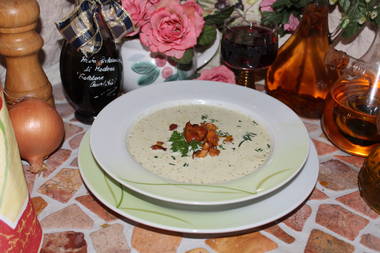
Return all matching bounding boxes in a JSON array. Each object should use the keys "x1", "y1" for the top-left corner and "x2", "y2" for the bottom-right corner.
[
  {"x1": 80, "y1": 132, "x2": 318, "y2": 234},
  {"x1": 90, "y1": 81, "x2": 309, "y2": 206}
]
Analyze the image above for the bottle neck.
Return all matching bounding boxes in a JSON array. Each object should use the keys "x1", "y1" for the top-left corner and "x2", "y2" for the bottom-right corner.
[{"x1": 297, "y1": 2, "x2": 329, "y2": 36}]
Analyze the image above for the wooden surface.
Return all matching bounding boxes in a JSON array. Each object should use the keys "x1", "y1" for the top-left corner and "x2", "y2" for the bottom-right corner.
[{"x1": 0, "y1": 0, "x2": 54, "y2": 106}]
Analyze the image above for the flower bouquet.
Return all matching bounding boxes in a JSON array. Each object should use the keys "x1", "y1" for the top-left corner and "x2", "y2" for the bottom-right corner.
[{"x1": 120, "y1": 0, "x2": 235, "y2": 87}]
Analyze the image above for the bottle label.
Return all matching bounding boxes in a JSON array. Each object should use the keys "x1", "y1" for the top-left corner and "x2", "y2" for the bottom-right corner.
[
  {"x1": 78, "y1": 55, "x2": 121, "y2": 90},
  {"x1": 60, "y1": 40, "x2": 122, "y2": 121}
]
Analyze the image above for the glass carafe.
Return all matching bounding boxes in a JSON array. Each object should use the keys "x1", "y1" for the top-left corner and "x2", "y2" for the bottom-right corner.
[
  {"x1": 322, "y1": 24, "x2": 380, "y2": 157},
  {"x1": 265, "y1": 0, "x2": 338, "y2": 118}
]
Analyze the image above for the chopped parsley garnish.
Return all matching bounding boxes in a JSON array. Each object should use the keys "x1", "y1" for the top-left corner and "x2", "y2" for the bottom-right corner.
[
  {"x1": 218, "y1": 144, "x2": 226, "y2": 150},
  {"x1": 169, "y1": 130, "x2": 201, "y2": 157},
  {"x1": 183, "y1": 163, "x2": 189, "y2": 167},
  {"x1": 252, "y1": 120, "x2": 258, "y2": 125},
  {"x1": 217, "y1": 130, "x2": 230, "y2": 137},
  {"x1": 267, "y1": 144, "x2": 271, "y2": 149},
  {"x1": 238, "y1": 132, "x2": 257, "y2": 147},
  {"x1": 201, "y1": 114, "x2": 218, "y2": 123},
  {"x1": 255, "y1": 148, "x2": 263, "y2": 152}
]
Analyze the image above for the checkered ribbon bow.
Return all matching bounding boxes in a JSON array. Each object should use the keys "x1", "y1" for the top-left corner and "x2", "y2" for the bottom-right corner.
[{"x1": 56, "y1": 0, "x2": 134, "y2": 56}]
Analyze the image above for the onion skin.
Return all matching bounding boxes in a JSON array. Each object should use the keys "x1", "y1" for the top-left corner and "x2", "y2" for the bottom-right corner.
[{"x1": 9, "y1": 98, "x2": 65, "y2": 173}]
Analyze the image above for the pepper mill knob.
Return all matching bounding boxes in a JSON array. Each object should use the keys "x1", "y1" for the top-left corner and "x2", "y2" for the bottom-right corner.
[{"x1": 0, "y1": 0, "x2": 54, "y2": 106}]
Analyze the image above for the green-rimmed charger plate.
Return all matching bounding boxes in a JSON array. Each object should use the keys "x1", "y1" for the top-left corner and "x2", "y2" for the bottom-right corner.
[{"x1": 79, "y1": 132, "x2": 318, "y2": 234}]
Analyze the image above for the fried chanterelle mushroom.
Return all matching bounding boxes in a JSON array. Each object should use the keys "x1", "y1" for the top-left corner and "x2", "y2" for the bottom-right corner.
[
  {"x1": 184, "y1": 121, "x2": 232, "y2": 159},
  {"x1": 151, "y1": 121, "x2": 233, "y2": 159}
]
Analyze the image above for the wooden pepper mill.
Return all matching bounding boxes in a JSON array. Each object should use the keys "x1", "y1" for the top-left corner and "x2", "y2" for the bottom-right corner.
[{"x1": 0, "y1": 0, "x2": 54, "y2": 106}]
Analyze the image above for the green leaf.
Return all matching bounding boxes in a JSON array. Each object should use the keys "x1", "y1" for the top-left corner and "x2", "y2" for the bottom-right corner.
[
  {"x1": 204, "y1": 6, "x2": 234, "y2": 26},
  {"x1": 132, "y1": 62, "x2": 157, "y2": 75},
  {"x1": 281, "y1": 12, "x2": 291, "y2": 24},
  {"x1": 177, "y1": 70, "x2": 188, "y2": 80},
  {"x1": 339, "y1": 0, "x2": 351, "y2": 12},
  {"x1": 261, "y1": 11, "x2": 282, "y2": 26},
  {"x1": 272, "y1": 0, "x2": 289, "y2": 9},
  {"x1": 169, "y1": 131, "x2": 201, "y2": 157},
  {"x1": 164, "y1": 70, "x2": 190, "y2": 82},
  {"x1": 197, "y1": 24, "x2": 217, "y2": 48},
  {"x1": 188, "y1": 72, "x2": 200, "y2": 80},
  {"x1": 138, "y1": 69, "x2": 160, "y2": 86},
  {"x1": 172, "y1": 49, "x2": 194, "y2": 65},
  {"x1": 341, "y1": 20, "x2": 362, "y2": 38},
  {"x1": 374, "y1": 10, "x2": 380, "y2": 24}
]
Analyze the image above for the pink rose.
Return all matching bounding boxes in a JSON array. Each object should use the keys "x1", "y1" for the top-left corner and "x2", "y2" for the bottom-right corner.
[
  {"x1": 121, "y1": 0, "x2": 153, "y2": 36},
  {"x1": 139, "y1": 0, "x2": 205, "y2": 59},
  {"x1": 182, "y1": 0, "x2": 204, "y2": 36},
  {"x1": 284, "y1": 14, "x2": 300, "y2": 32},
  {"x1": 196, "y1": 65, "x2": 236, "y2": 84},
  {"x1": 259, "y1": 0, "x2": 276, "y2": 12}
]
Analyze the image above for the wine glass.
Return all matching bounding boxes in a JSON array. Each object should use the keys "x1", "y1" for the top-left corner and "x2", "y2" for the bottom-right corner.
[{"x1": 220, "y1": 15, "x2": 278, "y2": 89}]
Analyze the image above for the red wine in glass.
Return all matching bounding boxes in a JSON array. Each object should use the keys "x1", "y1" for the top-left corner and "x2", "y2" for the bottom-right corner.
[{"x1": 221, "y1": 24, "x2": 278, "y2": 88}]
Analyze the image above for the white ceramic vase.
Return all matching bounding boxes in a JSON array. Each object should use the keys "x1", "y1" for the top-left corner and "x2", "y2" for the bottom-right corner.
[{"x1": 119, "y1": 32, "x2": 221, "y2": 92}]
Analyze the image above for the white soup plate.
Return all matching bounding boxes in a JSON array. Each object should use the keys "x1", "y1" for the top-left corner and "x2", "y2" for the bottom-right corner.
[{"x1": 90, "y1": 81, "x2": 310, "y2": 206}]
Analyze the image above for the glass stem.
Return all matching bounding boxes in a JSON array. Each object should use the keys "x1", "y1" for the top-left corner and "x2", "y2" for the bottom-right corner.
[{"x1": 235, "y1": 69, "x2": 256, "y2": 89}]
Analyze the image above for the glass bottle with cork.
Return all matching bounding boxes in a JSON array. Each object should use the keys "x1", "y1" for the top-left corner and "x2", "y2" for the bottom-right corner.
[{"x1": 57, "y1": 0, "x2": 133, "y2": 124}]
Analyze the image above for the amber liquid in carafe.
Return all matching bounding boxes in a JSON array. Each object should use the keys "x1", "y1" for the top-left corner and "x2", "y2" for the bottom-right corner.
[{"x1": 265, "y1": 3, "x2": 338, "y2": 118}]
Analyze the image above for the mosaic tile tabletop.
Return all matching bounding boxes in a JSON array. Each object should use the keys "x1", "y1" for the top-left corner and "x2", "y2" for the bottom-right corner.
[{"x1": 26, "y1": 84, "x2": 380, "y2": 253}]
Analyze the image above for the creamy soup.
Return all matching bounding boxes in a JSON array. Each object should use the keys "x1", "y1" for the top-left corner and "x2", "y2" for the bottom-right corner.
[{"x1": 127, "y1": 104, "x2": 272, "y2": 184}]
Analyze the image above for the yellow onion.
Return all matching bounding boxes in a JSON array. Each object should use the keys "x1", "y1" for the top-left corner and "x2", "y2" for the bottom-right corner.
[{"x1": 9, "y1": 98, "x2": 65, "y2": 173}]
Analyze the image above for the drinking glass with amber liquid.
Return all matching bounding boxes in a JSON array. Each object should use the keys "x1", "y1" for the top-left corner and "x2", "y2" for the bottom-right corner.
[
  {"x1": 322, "y1": 77, "x2": 380, "y2": 157},
  {"x1": 221, "y1": 15, "x2": 278, "y2": 89},
  {"x1": 322, "y1": 23, "x2": 380, "y2": 157}
]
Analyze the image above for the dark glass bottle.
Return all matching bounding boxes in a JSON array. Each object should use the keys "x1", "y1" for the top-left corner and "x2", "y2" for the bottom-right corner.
[{"x1": 59, "y1": 14, "x2": 122, "y2": 124}]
